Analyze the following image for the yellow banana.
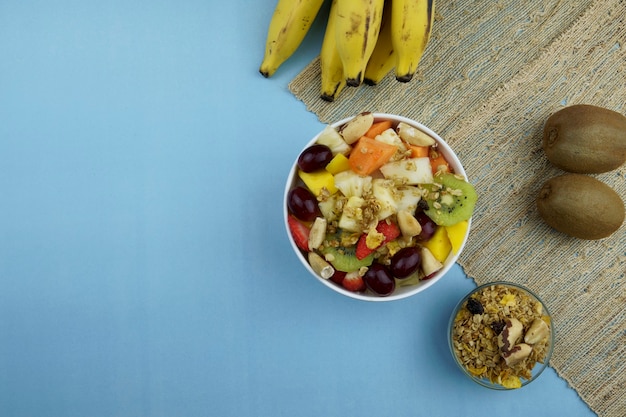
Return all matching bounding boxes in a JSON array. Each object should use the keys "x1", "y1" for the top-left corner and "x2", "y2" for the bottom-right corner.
[
  {"x1": 259, "y1": 0, "x2": 326, "y2": 78},
  {"x1": 391, "y1": 0, "x2": 435, "y2": 82},
  {"x1": 334, "y1": 0, "x2": 385, "y2": 87},
  {"x1": 363, "y1": 0, "x2": 394, "y2": 86},
  {"x1": 320, "y1": 0, "x2": 346, "y2": 101}
]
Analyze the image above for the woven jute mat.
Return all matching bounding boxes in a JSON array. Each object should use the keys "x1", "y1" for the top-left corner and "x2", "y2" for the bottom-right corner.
[{"x1": 289, "y1": 0, "x2": 625, "y2": 415}]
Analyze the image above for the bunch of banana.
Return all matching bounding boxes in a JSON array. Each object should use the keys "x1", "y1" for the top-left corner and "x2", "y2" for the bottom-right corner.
[{"x1": 259, "y1": 0, "x2": 435, "y2": 101}]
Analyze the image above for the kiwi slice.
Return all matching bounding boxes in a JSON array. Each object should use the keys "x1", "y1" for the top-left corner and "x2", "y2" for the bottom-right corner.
[
  {"x1": 319, "y1": 238, "x2": 374, "y2": 272},
  {"x1": 422, "y1": 173, "x2": 477, "y2": 226}
]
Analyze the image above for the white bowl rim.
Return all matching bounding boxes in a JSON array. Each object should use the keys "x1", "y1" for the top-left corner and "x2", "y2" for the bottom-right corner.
[{"x1": 284, "y1": 113, "x2": 471, "y2": 302}]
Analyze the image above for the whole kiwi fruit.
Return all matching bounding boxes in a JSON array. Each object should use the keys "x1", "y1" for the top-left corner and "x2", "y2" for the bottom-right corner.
[
  {"x1": 537, "y1": 174, "x2": 624, "y2": 239},
  {"x1": 542, "y1": 104, "x2": 626, "y2": 173}
]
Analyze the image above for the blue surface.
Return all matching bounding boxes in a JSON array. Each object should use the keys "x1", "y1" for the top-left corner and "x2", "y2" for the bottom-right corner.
[{"x1": 0, "y1": 1, "x2": 596, "y2": 416}]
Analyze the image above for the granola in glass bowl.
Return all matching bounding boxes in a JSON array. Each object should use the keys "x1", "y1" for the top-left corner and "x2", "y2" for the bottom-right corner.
[{"x1": 448, "y1": 282, "x2": 554, "y2": 389}]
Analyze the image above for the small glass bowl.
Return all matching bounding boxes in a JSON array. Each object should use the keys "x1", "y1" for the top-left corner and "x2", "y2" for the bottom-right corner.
[{"x1": 447, "y1": 281, "x2": 554, "y2": 389}]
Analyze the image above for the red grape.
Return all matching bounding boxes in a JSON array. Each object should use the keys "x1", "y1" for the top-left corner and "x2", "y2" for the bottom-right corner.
[
  {"x1": 390, "y1": 247, "x2": 422, "y2": 278},
  {"x1": 297, "y1": 144, "x2": 333, "y2": 172},
  {"x1": 363, "y1": 263, "x2": 395, "y2": 296},
  {"x1": 287, "y1": 186, "x2": 321, "y2": 222},
  {"x1": 415, "y1": 212, "x2": 437, "y2": 241}
]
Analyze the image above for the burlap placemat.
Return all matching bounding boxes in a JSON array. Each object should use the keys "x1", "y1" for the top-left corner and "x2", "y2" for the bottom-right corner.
[{"x1": 289, "y1": 1, "x2": 625, "y2": 415}]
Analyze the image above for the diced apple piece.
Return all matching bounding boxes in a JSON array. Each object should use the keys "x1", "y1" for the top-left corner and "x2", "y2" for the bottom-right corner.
[
  {"x1": 316, "y1": 125, "x2": 351, "y2": 155},
  {"x1": 338, "y1": 196, "x2": 365, "y2": 233},
  {"x1": 380, "y1": 157, "x2": 434, "y2": 185},
  {"x1": 298, "y1": 169, "x2": 337, "y2": 196},
  {"x1": 372, "y1": 179, "x2": 397, "y2": 220},
  {"x1": 333, "y1": 170, "x2": 372, "y2": 198},
  {"x1": 422, "y1": 226, "x2": 452, "y2": 262},
  {"x1": 421, "y1": 247, "x2": 443, "y2": 277},
  {"x1": 395, "y1": 186, "x2": 422, "y2": 213}
]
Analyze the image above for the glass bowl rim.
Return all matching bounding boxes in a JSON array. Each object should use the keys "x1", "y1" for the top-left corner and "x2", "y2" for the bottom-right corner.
[{"x1": 447, "y1": 280, "x2": 555, "y2": 389}]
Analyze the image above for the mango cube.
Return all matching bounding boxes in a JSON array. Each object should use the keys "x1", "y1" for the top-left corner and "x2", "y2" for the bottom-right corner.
[
  {"x1": 325, "y1": 153, "x2": 351, "y2": 175},
  {"x1": 422, "y1": 226, "x2": 452, "y2": 263},
  {"x1": 298, "y1": 169, "x2": 337, "y2": 196},
  {"x1": 445, "y1": 220, "x2": 469, "y2": 254}
]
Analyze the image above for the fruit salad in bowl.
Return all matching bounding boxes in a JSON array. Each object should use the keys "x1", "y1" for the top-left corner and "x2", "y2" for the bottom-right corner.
[{"x1": 284, "y1": 113, "x2": 477, "y2": 301}]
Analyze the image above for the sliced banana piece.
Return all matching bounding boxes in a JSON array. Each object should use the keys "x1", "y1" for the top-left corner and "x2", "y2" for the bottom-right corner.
[
  {"x1": 308, "y1": 217, "x2": 327, "y2": 250},
  {"x1": 397, "y1": 210, "x2": 422, "y2": 237}
]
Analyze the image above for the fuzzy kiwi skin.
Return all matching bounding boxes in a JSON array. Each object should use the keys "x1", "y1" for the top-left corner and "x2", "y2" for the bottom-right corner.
[
  {"x1": 537, "y1": 174, "x2": 625, "y2": 240},
  {"x1": 542, "y1": 104, "x2": 626, "y2": 174}
]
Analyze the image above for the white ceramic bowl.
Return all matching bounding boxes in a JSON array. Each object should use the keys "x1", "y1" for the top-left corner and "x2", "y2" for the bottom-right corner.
[{"x1": 284, "y1": 113, "x2": 471, "y2": 301}]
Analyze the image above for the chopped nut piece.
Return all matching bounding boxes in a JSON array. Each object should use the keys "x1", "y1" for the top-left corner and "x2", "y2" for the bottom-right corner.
[
  {"x1": 497, "y1": 318, "x2": 524, "y2": 353},
  {"x1": 396, "y1": 122, "x2": 436, "y2": 146},
  {"x1": 524, "y1": 318, "x2": 550, "y2": 344},
  {"x1": 339, "y1": 112, "x2": 374, "y2": 144},
  {"x1": 308, "y1": 252, "x2": 334, "y2": 279},
  {"x1": 502, "y1": 343, "x2": 532, "y2": 366}
]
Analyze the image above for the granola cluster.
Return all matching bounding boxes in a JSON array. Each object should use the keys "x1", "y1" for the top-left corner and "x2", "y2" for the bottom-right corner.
[{"x1": 451, "y1": 284, "x2": 552, "y2": 388}]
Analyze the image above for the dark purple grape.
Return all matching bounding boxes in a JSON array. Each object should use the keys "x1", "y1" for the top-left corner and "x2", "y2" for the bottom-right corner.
[
  {"x1": 287, "y1": 186, "x2": 321, "y2": 222},
  {"x1": 297, "y1": 144, "x2": 333, "y2": 172},
  {"x1": 363, "y1": 263, "x2": 395, "y2": 296},
  {"x1": 390, "y1": 247, "x2": 422, "y2": 278},
  {"x1": 415, "y1": 211, "x2": 437, "y2": 241}
]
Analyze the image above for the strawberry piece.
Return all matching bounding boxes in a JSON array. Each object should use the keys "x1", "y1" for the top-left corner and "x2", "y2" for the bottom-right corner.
[
  {"x1": 355, "y1": 237, "x2": 372, "y2": 260},
  {"x1": 288, "y1": 214, "x2": 310, "y2": 251},
  {"x1": 329, "y1": 270, "x2": 347, "y2": 285},
  {"x1": 355, "y1": 220, "x2": 401, "y2": 260},
  {"x1": 423, "y1": 272, "x2": 437, "y2": 280},
  {"x1": 342, "y1": 271, "x2": 366, "y2": 292}
]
